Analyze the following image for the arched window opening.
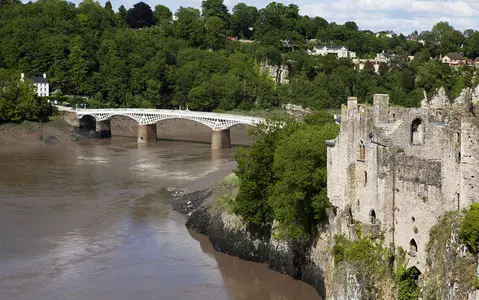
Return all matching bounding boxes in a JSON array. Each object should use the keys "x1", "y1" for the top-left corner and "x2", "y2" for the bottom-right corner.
[
  {"x1": 348, "y1": 207, "x2": 354, "y2": 225},
  {"x1": 409, "y1": 239, "x2": 418, "y2": 252},
  {"x1": 370, "y1": 210, "x2": 376, "y2": 224},
  {"x1": 359, "y1": 141, "x2": 366, "y2": 160},
  {"x1": 411, "y1": 118, "x2": 424, "y2": 145},
  {"x1": 364, "y1": 171, "x2": 368, "y2": 186}
]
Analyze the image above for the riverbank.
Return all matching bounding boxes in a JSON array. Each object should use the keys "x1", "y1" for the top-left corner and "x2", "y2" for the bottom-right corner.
[
  {"x1": 0, "y1": 119, "x2": 73, "y2": 146},
  {"x1": 169, "y1": 167, "x2": 327, "y2": 299}
]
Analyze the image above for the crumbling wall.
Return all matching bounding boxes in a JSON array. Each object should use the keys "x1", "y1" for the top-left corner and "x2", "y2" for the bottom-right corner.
[{"x1": 327, "y1": 91, "x2": 479, "y2": 273}]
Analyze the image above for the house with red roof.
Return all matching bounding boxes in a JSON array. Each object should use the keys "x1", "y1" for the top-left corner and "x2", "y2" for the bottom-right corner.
[{"x1": 441, "y1": 53, "x2": 467, "y2": 67}]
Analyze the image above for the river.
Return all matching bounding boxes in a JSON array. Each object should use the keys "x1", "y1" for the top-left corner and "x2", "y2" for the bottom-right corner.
[{"x1": 0, "y1": 137, "x2": 321, "y2": 300}]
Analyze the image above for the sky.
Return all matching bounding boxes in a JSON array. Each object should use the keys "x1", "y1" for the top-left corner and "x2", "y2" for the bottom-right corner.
[{"x1": 87, "y1": 0, "x2": 479, "y2": 34}]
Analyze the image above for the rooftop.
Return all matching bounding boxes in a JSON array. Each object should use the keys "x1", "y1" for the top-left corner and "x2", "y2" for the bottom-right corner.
[
  {"x1": 31, "y1": 76, "x2": 48, "y2": 84},
  {"x1": 444, "y1": 52, "x2": 465, "y2": 61}
]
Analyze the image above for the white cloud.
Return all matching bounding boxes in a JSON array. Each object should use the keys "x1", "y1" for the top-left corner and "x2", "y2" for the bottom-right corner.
[
  {"x1": 102, "y1": 0, "x2": 479, "y2": 33},
  {"x1": 300, "y1": 0, "x2": 479, "y2": 33}
]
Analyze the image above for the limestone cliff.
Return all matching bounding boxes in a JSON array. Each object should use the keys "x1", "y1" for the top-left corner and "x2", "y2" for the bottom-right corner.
[{"x1": 422, "y1": 212, "x2": 478, "y2": 300}]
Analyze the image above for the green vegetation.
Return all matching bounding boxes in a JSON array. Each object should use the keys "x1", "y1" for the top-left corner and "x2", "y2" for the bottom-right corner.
[
  {"x1": 214, "y1": 173, "x2": 240, "y2": 213},
  {"x1": 332, "y1": 228, "x2": 396, "y2": 298},
  {"x1": 0, "y1": 71, "x2": 53, "y2": 122},
  {"x1": 396, "y1": 266, "x2": 421, "y2": 300},
  {"x1": 0, "y1": 0, "x2": 477, "y2": 121},
  {"x1": 424, "y1": 210, "x2": 477, "y2": 299},
  {"x1": 395, "y1": 251, "x2": 421, "y2": 300},
  {"x1": 233, "y1": 114, "x2": 338, "y2": 239},
  {"x1": 459, "y1": 203, "x2": 479, "y2": 252},
  {"x1": 473, "y1": 277, "x2": 479, "y2": 290}
]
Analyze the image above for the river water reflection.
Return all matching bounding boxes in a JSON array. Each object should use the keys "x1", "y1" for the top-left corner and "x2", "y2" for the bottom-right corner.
[{"x1": 0, "y1": 138, "x2": 321, "y2": 300}]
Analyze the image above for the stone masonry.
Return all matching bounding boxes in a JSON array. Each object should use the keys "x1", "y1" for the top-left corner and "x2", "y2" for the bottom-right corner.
[{"x1": 327, "y1": 90, "x2": 479, "y2": 273}]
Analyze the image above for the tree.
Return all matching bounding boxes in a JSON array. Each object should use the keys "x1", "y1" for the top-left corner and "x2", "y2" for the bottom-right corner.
[
  {"x1": 126, "y1": 2, "x2": 155, "y2": 28},
  {"x1": 464, "y1": 29, "x2": 475, "y2": 38},
  {"x1": 465, "y1": 32, "x2": 479, "y2": 59},
  {"x1": 66, "y1": 36, "x2": 90, "y2": 95},
  {"x1": 201, "y1": 0, "x2": 229, "y2": 21},
  {"x1": 416, "y1": 59, "x2": 454, "y2": 97},
  {"x1": 363, "y1": 61, "x2": 376, "y2": 74},
  {"x1": 175, "y1": 7, "x2": 205, "y2": 47},
  {"x1": 154, "y1": 4, "x2": 172, "y2": 25},
  {"x1": 117, "y1": 5, "x2": 128, "y2": 27},
  {"x1": 344, "y1": 21, "x2": 358, "y2": 31},
  {"x1": 0, "y1": 79, "x2": 51, "y2": 121},
  {"x1": 0, "y1": 0, "x2": 21, "y2": 6},
  {"x1": 104, "y1": 1, "x2": 113, "y2": 12},
  {"x1": 378, "y1": 62, "x2": 389, "y2": 76},
  {"x1": 429, "y1": 21, "x2": 464, "y2": 55},
  {"x1": 231, "y1": 3, "x2": 257, "y2": 39},
  {"x1": 234, "y1": 117, "x2": 296, "y2": 225},
  {"x1": 269, "y1": 123, "x2": 339, "y2": 239},
  {"x1": 205, "y1": 17, "x2": 226, "y2": 50}
]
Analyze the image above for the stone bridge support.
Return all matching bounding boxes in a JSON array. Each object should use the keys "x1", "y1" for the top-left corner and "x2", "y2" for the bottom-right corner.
[
  {"x1": 138, "y1": 124, "x2": 157, "y2": 144},
  {"x1": 211, "y1": 129, "x2": 231, "y2": 149},
  {"x1": 96, "y1": 120, "x2": 111, "y2": 138}
]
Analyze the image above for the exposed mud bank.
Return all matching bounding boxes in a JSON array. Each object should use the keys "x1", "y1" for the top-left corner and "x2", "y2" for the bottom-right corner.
[{"x1": 0, "y1": 119, "x2": 74, "y2": 146}]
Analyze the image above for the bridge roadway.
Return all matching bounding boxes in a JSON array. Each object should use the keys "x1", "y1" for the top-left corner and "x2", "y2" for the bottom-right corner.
[{"x1": 59, "y1": 107, "x2": 264, "y2": 149}]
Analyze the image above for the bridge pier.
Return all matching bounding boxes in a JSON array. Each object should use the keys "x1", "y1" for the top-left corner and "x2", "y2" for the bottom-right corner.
[
  {"x1": 211, "y1": 129, "x2": 231, "y2": 149},
  {"x1": 96, "y1": 120, "x2": 111, "y2": 138},
  {"x1": 138, "y1": 124, "x2": 157, "y2": 144}
]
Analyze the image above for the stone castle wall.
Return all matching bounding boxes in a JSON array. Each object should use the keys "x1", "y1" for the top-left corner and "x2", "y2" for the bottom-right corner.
[{"x1": 327, "y1": 93, "x2": 479, "y2": 272}]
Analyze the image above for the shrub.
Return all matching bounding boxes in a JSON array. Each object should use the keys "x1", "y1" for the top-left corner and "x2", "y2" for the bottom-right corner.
[
  {"x1": 459, "y1": 203, "x2": 479, "y2": 253},
  {"x1": 473, "y1": 277, "x2": 479, "y2": 290}
]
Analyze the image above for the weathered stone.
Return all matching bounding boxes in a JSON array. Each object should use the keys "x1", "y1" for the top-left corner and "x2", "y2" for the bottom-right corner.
[{"x1": 327, "y1": 90, "x2": 479, "y2": 273}]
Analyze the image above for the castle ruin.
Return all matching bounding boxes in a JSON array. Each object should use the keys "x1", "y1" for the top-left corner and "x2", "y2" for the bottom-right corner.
[{"x1": 327, "y1": 90, "x2": 479, "y2": 272}]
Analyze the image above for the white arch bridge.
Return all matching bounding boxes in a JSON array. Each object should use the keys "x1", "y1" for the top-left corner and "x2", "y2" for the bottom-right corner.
[{"x1": 70, "y1": 108, "x2": 264, "y2": 149}]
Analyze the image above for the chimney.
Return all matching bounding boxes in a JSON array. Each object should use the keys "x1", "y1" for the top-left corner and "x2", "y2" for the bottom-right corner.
[
  {"x1": 21, "y1": 73, "x2": 24, "y2": 81},
  {"x1": 43, "y1": 73, "x2": 47, "y2": 79}
]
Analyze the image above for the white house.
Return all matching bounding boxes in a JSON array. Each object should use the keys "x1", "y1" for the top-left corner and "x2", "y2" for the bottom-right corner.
[
  {"x1": 21, "y1": 73, "x2": 49, "y2": 97},
  {"x1": 307, "y1": 45, "x2": 356, "y2": 59},
  {"x1": 375, "y1": 51, "x2": 394, "y2": 63}
]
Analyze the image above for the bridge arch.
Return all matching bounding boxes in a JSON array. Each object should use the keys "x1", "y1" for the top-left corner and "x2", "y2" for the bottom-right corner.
[
  {"x1": 75, "y1": 109, "x2": 263, "y2": 148},
  {"x1": 79, "y1": 115, "x2": 96, "y2": 131}
]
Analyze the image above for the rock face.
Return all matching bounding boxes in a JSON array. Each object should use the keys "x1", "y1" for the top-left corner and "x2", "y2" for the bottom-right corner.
[
  {"x1": 260, "y1": 61, "x2": 290, "y2": 84},
  {"x1": 185, "y1": 206, "x2": 329, "y2": 298},
  {"x1": 422, "y1": 212, "x2": 478, "y2": 300}
]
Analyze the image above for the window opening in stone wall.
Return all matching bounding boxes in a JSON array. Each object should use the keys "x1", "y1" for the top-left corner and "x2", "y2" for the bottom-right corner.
[
  {"x1": 411, "y1": 118, "x2": 424, "y2": 145},
  {"x1": 364, "y1": 171, "x2": 368, "y2": 186},
  {"x1": 456, "y1": 132, "x2": 461, "y2": 145},
  {"x1": 409, "y1": 239, "x2": 418, "y2": 252},
  {"x1": 370, "y1": 210, "x2": 376, "y2": 224},
  {"x1": 359, "y1": 141, "x2": 365, "y2": 160},
  {"x1": 456, "y1": 193, "x2": 460, "y2": 211},
  {"x1": 457, "y1": 151, "x2": 461, "y2": 163},
  {"x1": 411, "y1": 217, "x2": 415, "y2": 223},
  {"x1": 348, "y1": 207, "x2": 353, "y2": 225}
]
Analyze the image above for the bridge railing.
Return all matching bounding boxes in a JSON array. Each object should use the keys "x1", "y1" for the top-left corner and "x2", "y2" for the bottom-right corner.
[{"x1": 74, "y1": 108, "x2": 264, "y2": 122}]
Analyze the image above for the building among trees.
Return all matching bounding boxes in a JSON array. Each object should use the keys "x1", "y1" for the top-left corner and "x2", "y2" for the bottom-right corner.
[
  {"x1": 307, "y1": 45, "x2": 356, "y2": 59},
  {"x1": 20, "y1": 73, "x2": 49, "y2": 97}
]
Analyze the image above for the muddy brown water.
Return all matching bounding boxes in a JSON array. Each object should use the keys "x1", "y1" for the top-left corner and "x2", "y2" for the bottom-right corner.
[{"x1": 0, "y1": 137, "x2": 321, "y2": 300}]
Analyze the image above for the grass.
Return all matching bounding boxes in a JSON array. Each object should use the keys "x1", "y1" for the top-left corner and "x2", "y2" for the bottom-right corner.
[
  {"x1": 215, "y1": 196, "x2": 236, "y2": 213},
  {"x1": 213, "y1": 174, "x2": 241, "y2": 213},
  {"x1": 220, "y1": 173, "x2": 241, "y2": 187}
]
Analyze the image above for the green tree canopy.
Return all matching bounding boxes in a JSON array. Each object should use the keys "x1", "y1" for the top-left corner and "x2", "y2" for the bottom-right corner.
[{"x1": 126, "y1": 2, "x2": 155, "y2": 28}]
